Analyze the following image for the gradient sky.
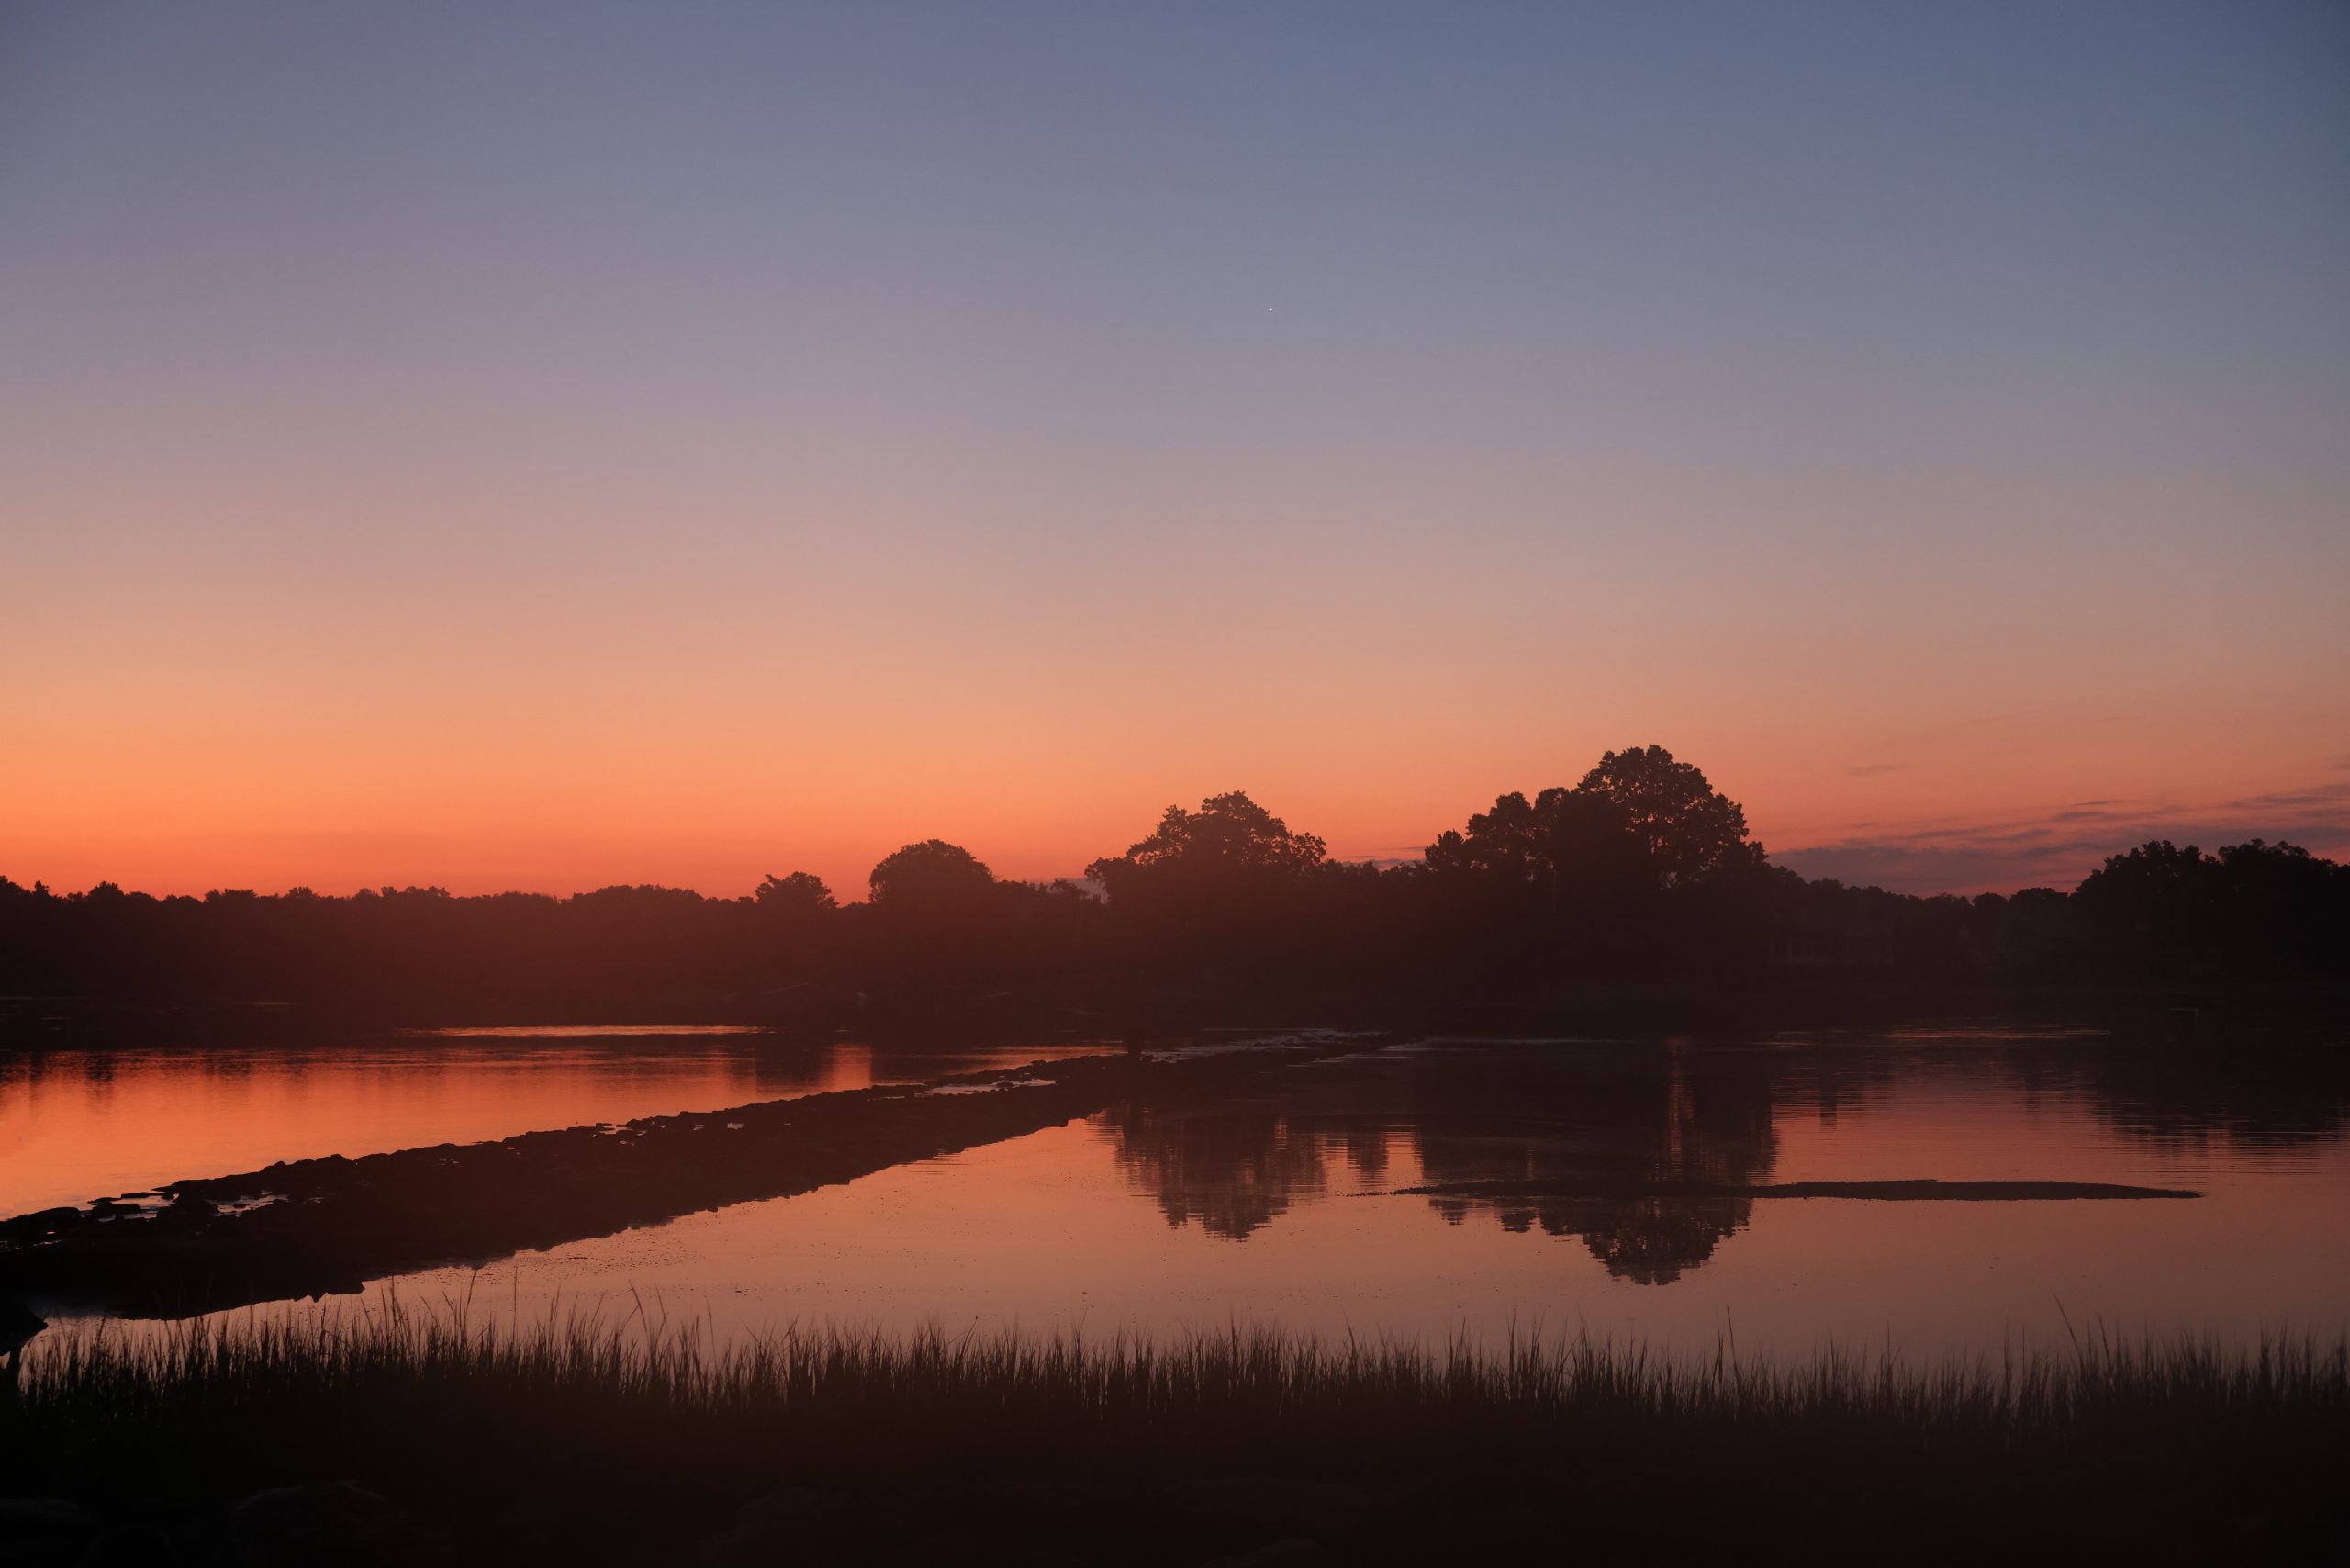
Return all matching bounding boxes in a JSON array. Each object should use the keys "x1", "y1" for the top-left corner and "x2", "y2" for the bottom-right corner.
[{"x1": 5, "y1": 1, "x2": 2347, "y2": 899}]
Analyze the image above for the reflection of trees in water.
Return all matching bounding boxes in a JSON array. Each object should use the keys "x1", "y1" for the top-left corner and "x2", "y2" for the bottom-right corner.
[
  {"x1": 1410, "y1": 1047, "x2": 1780, "y2": 1284},
  {"x1": 1096, "y1": 1047, "x2": 1784, "y2": 1283},
  {"x1": 1096, "y1": 1102, "x2": 1349, "y2": 1240},
  {"x1": 1094, "y1": 1035, "x2": 2350, "y2": 1284},
  {"x1": 1330, "y1": 1125, "x2": 1390, "y2": 1183},
  {"x1": 2000, "y1": 1038, "x2": 2350, "y2": 1157},
  {"x1": 1424, "y1": 1192, "x2": 1749, "y2": 1286},
  {"x1": 1782, "y1": 1047, "x2": 1903, "y2": 1131},
  {"x1": 1776, "y1": 1023, "x2": 2350, "y2": 1159}
]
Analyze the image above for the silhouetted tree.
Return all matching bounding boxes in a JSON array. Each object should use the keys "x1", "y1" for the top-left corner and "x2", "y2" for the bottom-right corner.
[
  {"x1": 863, "y1": 842, "x2": 1000, "y2": 981},
  {"x1": 2075, "y1": 841, "x2": 2219, "y2": 978},
  {"x1": 755, "y1": 871, "x2": 837, "y2": 915},
  {"x1": 1427, "y1": 788, "x2": 1646, "y2": 895},
  {"x1": 869, "y1": 841, "x2": 994, "y2": 913},
  {"x1": 1088, "y1": 793, "x2": 1331, "y2": 982},
  {"x1": 1420, "y1": 788, "x2": 1652, "y2": 973},
  {"x1": 3, "y1": 745, "x2": 2342, "y2": 1017},
  {"x1": 2075, "y1": 838, "x2": 2350, "y2": 979},
  {"x1": 1572, "y1": 745, "x2": 1762, "y2": 888},
  {"x1": 1087, "y1": 792, "x2": 1326, "y2": 898},
  {"x1": 2209, "y1": 840, "x2": 2349, "y2": 976}
]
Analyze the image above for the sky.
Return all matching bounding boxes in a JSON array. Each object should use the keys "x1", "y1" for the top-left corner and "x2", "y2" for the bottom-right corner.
[{"x1": 4, "y1": 1, "x2": 2347, "y2": 900}]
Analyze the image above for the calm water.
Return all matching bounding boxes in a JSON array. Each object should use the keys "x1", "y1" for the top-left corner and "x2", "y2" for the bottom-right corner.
[
  {"x1": 0, "y1": 1029, "x2": 1115, "y2": 1215},
  {"x1": 10, "y1": 1023, "x2": 2348, "y2": 1357}
]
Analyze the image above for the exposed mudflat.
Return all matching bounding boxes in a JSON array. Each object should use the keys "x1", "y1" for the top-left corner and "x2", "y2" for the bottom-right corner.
[{"x1": 1393, "y1": 1177, "x2": 2200, "y2": 1202}]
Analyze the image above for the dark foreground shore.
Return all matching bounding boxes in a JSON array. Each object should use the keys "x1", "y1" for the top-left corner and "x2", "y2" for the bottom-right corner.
[{"x1": 4, "y1": 1313, "x2": 2344, "y2": 1567}]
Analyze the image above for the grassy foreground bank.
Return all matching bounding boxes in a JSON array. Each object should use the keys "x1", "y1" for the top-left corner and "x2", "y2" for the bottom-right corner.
[{"x1": 6, "y1": 1305, "x2": 2347, "y2": 1565}]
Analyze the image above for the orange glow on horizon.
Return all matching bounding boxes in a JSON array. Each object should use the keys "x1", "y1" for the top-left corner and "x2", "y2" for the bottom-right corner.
[{"x1": 6, "y1": 702, "x2": 2344, "y2": 902}]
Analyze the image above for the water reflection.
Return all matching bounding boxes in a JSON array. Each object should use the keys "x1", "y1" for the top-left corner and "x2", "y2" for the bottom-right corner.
[
  {"x1": 2010, "y1": 1046, "x2": 2350, "y2": 1156},
  {"x1": 36, "y1": 1021, "x2": 2350, "y2": 1359},
  {"x1": 1097, "y1": 1029, "x2": 2350, "y2": 1285},
  {"x1": 1102, "y1": 1103, "x2": 1353, "y2": 1240},
  {"x1": 1095, "y1": 1045, "x2": 1780, "y2": 1282},
  {"x1": 1428, "y1": 1047, "x2": 1777, "y2": 1283},
  {"x1": 0, "y1": 1035, "x2": 1113, "y2": 1215}
]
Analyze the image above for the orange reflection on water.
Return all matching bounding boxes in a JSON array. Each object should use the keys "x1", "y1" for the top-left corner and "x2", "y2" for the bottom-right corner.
[
  {"x1": 16, "y1": 1030, "x2": 2349, "y2": 1361},
  {"x1": 0, "y1": 1036, "x2": 1110, "y2": 1215},
  {"x1": 365, "y1": 1032, "x2": 2350, "y2": 1355}
]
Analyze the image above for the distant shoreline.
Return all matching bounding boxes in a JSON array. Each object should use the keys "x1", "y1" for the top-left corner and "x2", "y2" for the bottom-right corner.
[{"x1": 6, "y1": 977, "x2": 2345, "y2": 1052}]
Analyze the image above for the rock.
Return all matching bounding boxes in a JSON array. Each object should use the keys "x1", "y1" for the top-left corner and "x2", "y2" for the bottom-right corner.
[
  {"x1": 1161, "y1": 1479, "x2": 1375, "y2": 1545},
  {"x1": 908, "y1": 1529, "x2": 990, "y2": 1566},
  {"x1": 1199, "y1": 1540, "x2": 1335, "y2": 1568},
  {"x1": 79, "y1": 1521, "x2": 184, "y2": 1566},
  {"x1": 992, "y1": 1477, "x2": 1146, "y2": 1551},
  {"x1": 699, "y1": 1487, "x2": 904, "y2": 1567},
  {"x1": 222, "y1": 1479, "x2": 444, "y2": 1565},
  {"x1": 1459, "y1": 1506, "x2": 1550, "y2": 1548},
  {"x1": 1383, "y1": 1506, "x2": 1560, "y2": 1564},
  {"x1": 0, "y1": 1300, "x2": 47, "y2": 1356},
  {"x1": 0, "y1": 1496, "x2": 93, "y2": 1564}
]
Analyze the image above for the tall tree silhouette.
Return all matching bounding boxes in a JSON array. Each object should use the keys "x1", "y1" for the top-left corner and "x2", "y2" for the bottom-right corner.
[
  {"x1": 755, "y1": 871, "x2": 837, "y2": 915},
  {"x1": 1088, "y1": 792, "x2": 1326, "y2": 896},
  {"x1": 1087, "y1": 792, "x2": 1329, "y2": 983},
  {"x1": 1572, "y1": 745, "x2": 1762, "y2": 887},
  {"x1": 868, "y1": 841, "x2": 994, "y2": 912}
]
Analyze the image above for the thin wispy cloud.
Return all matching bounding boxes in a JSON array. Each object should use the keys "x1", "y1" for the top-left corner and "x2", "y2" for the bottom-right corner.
[
  {"x1": 2223, "y1": 782, "x2": 2350, "y2": 812},
  {"x1": 1778, "y1": 783, "x2": 2350, "y2": 895}
]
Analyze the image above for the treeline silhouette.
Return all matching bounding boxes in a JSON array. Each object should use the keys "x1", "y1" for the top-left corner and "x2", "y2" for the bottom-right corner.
[{"x1": 5, "y1": 745, "x2": 2344, "y2": 1018}]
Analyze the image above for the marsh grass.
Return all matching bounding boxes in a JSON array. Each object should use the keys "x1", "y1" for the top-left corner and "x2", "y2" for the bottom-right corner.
[
  {"x1": 16, "y1": 1294, "x2": 2346, "y2": 1454},
  {"x1": 6, "y1": 1298, "x2": 2346, "y2": 1561}
]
